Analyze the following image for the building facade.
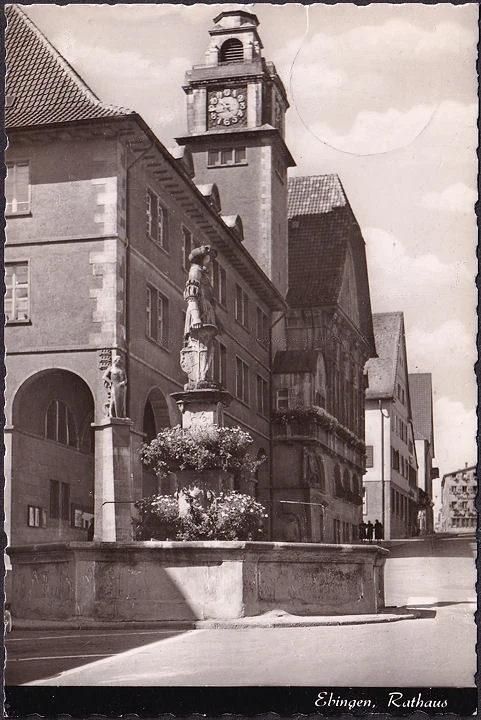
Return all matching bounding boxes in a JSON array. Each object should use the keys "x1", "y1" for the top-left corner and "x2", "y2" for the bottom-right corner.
[
  {"x1": 363, "y1": 313, "x2": 419, "y2": 539},
  {"x1": 409, "y1": 373, "x2": 439, "y2": 534},
  {"x1": 4, "y1": 5, "x2": 284, "y2": 549},
  {"x1": 439, "y1": 465, "x2": 477, "y2": 533},
  {"x1": 5, "y1": 6, "x2": 376, "y2": 549}
]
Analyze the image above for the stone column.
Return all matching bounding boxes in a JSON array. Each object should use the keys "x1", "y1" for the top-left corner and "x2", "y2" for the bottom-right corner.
[
  {"x1": 92, "y1": 418, "x2": 135, "y2": 542},
  {"x1": 4, "y1": 425, "x2": 13, "y2": 570}
]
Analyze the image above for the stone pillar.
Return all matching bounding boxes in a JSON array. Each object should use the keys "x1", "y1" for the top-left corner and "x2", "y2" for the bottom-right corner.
[
  {"x1": 92, "y1": 418, "x2": 135, "y2": 542},
  {"x1": 4, "y1": 425, "x2": 13, "y2": 570},
  {"x1": 171, "y1": 388, "x2": 232, "y2": 431},
  {"x1": 170, "y1": 389, "x2": 234, "y2": 495}
]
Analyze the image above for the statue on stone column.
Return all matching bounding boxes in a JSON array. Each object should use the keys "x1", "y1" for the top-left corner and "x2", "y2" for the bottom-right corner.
[
  {"x1": 103, "y1": 354, "x2": 128, "y2": 418},
  {"x1": 181, "y1": 245, "x2": 219, "y2": 390}
]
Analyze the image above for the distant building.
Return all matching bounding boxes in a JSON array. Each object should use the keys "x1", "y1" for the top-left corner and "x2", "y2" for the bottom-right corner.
[
  {"x1": 409, "y1": 373, "x2": 439, "y2": 534},
  {"x1": 363, "y1": 313, "x2": 419, "y2": 539},
  {"x1": 439, "y1": 464, "x2": 477, "y2": 533}
]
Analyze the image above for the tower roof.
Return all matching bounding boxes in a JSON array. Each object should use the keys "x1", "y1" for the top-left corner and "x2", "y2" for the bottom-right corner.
[
  {"x1": 5, "y1": 4, "x2": 133, "y2": 128},
  {"x1": 409, "y1": 373, "x2": 435, "y2": 448},
  {"x1": 287, "y1": 175, "x2": 376, "y2": 353}
]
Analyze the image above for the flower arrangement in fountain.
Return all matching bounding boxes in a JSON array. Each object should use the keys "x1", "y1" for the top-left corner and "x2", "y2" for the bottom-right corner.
[
  {"x1": 134, "y1": 488, "x2": 269, "y2": 541},
  {"x1": 141, "y1": 424, "x2": 263, "y2": 479}
]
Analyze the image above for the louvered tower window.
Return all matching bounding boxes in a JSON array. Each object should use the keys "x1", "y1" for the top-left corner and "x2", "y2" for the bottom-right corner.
[{"x1": 220, "y1": 39, "x2": 244, "y2": 62}]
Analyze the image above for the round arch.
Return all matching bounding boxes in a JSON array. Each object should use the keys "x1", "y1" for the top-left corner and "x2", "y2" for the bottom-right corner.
[
  {"x1": 219, "y1": 38, "x2": 244, "y2": 63},
  {"x1": 10, "y1": 369, "x2": 95, "y2": 546}
]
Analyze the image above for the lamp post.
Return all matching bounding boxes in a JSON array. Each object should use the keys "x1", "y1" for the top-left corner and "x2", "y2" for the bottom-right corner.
[{"x1": 379, "y1": 400, "x2": 390, "y2": 538}]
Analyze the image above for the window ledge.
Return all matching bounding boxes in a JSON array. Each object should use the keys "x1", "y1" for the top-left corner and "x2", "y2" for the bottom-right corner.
[
  {"x1": 207, "y1": 162, "x2": 248, "y2": 169},
  {"x1": 147, "y1": 235, "x2": 170, "y2": 255},
  {"x1": 6, "y1": 319, "x2": 32, "y2": 326},
  {"x1": 6, "y1": 211, "x2": 32, "y2": 219},
  {"x1": 146, "y1": 336, "x2": 171, "y2": 353}
]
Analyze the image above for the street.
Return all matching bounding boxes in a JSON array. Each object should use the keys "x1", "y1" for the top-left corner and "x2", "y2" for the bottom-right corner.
[{"x1": 5, "y1": 533, "x2": 476, "y2": 687}]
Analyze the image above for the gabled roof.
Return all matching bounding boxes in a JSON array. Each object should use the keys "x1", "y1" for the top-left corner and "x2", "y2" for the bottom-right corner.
[
  {"x1": 272, "y1": 350, "x2": 320, "y2": 374},
  {"x1": 409, "y1": 373, "x2": 434, "y2": 448},
  {"x1": 5, "y1": 4, "x2": 133, "y2": 128},
  {"x1": 287, "y1": 174, "x2": 376, "y2": 353},
  {"x1": 365, "y1": 312, "x2": 404, "y2": 399}
]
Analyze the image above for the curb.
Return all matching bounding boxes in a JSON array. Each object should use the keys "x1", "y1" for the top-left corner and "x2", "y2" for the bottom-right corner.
[{"x1": 8, "y1": 610, "x2": 419, "y2": 632}]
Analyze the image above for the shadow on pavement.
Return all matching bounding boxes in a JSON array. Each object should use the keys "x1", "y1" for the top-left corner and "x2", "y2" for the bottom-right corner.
[{"x1": 5, "y1": 627, "x2": 189, "y2": 685}]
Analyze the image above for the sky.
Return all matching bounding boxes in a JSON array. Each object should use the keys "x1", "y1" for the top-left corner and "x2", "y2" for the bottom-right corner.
[{"x1": 21, "y1": 2, "x2": 478, "y2": 483}]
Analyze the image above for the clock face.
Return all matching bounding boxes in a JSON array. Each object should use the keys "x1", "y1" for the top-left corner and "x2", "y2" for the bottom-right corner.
[{"x1": 208, "y1": 87, "x2": 247, "y2": 128}]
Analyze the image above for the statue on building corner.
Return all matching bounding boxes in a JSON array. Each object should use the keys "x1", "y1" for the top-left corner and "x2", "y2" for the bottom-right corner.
[
  {"x1": 103, "y1": 354, "x2": 128, "y2": 418},
  {"x1": 181, "y1": 245, "x2": 220, "y2": 390}
]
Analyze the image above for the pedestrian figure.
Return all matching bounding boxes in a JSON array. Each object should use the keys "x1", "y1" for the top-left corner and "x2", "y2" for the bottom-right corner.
[
  {"x1": 366, "y1": 520, "x2": 374, "y2": 543},
  {"x1": 358, "y1": 521, "x2": 367, "y2": 543},
  {"x1": 374, "y1": 519, "x2": 383, "y2": 541}
]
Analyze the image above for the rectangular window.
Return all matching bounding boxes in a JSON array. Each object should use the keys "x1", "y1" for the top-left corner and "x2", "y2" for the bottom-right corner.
[
  {"x1": 212, "y1": 340, "x2": 227, "y2": 387},
  {"x1": 146, "y1": 285, "x2": 169, "y2": 347},
  {"x1": 5, "y1": 261, "x2": 30, "y2": 322},
  {"x1": 365, "y1": 445, "x2": 374, "y2": 468},
  {"x1": 28, "y1": 505, "x2": 47, "y2": 528},
  {"x1": 6, "y1": 162, "x2": 30, "y2": 215},
  {"x1": 391, "y1": 448, "x2": 400, "y2": 471},
  {"x1": 256, "y1": 375, "x2": 269, "y2": 418},
  {"x1": 276, "y1": 388, "x2": 289, "y2": 410},
  {"x1": 256, "y1": 306, "x2": 269, "y2": 346},
  {"x1": 50, "y1": 481, "x2": 70, "y2": 520},
  {"x1": 235, "y1": 356, "x2": 249, "y2": 405},
  {"x1": 146, "y1": 188, "x2": 168, "y2": 249},
  {"x1": 207, "y1": 147, "x2": 246, "y2": 167},
  {"x1": 212, "y1": 259, "x2": 226, "y2": 306},
  {"x1": 235, "y1": 284, "x2": 249, "y2": 328},
  {"x1": 182, "y1": 226, "x2": 195, "y2": 270}
]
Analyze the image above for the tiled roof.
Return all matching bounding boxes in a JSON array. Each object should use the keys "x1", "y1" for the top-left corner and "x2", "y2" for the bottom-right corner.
[
  {"x1": 409, "y1": 373, "x2": 434, "y2": 446},
  {"x1": 286, "y1": 175, "x2": 376, "y2": 353},
  {"x1": 365, "y1": 312, "x2": 404, "y2": 399},
  {"x1": 5, "y1": 4, "x2": 134, "y2": 128},
  {"x1": 272, "y1": 350, "x2": 320, "y2": 374},
  {"x1": 288, "y1": 174, "x2": 346, "y2": 218}
]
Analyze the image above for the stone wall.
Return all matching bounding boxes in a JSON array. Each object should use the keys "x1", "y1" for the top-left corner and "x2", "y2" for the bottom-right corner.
[{"x1": 8, "y1": 541, "x2": 388, "y2": 622}]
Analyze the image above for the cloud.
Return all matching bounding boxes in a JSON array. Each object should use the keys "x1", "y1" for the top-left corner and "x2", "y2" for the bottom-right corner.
[
  {"x1": 420, "y1": 183, "x2": 477, "y2": 214},
  {"x1": 406, "y1": 320, "x2": 477, "y2": 409},
  {"x1": 431, "y1": 397, "x2": 477, "y2": 476},
  {"x1": 365, "y1": 228, "x2": 475, "y2": 326},
  {"x1": 304, "y1": 104, "x2": 436, "y2": 155}
]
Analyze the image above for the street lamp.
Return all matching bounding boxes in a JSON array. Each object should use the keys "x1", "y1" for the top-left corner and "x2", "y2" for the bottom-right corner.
[{"x1": 379, "y1": 400, "x2": 390, "y2": 537}]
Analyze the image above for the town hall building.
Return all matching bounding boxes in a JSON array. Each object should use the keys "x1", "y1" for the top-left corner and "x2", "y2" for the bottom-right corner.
[{"x1": 5, "y1": 6, "x2": 377, "y2": 551}]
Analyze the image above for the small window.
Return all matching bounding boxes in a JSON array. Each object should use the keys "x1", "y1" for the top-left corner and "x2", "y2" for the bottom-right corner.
[
  {"x1": 6, "y1": 162, "x2": 30, "y2": 215},
  {"x1": 182, "y1": 226, "x2": 195, "y2": 270},
  {"x1": 365, "y1": 445, "x2": 374, "y2": 468},
  {"x1": 235, "y1": 284, "x2": 249, "y2": 328},
  {"x1": 146, "y1": 285, "x2": 169, "y2": 348},
  {"x1": 28, "y1": 505, "x2": 47, "y2": 528},
  {"x1": 5, "y1": 261, "x2": 30, "y2": 322},
  {"x1": 45, "y1": 400, "x2": 78, "y2": 449},
  {"x1": 220, "y1": 38, "x2": 244, "y2": 63},
  {"x1": 213, "y1": 340, "x2": 227, "y2": 387},
  {"x1": 256, "y1": 375, "x2": 269, "y2": 418},
  {"x1": 207, "y1": 147, "x2": 247, "y2": 167},
  {"x1": 235, "y1": 356, "x2": 249, "y2": 405},
  {"x1": 212, "y1": 259, "x2": 226, "y2": 306},
  {"x1": 276, "y1": 388, "x2": 289, "y2": 410},
  {"x1": 146, "y1": 189, "x2": 168, "y2": 250},
  {"x1": 50, "y1": 480, "x2": 70, "y2": 521},
  {"x1": 256, "y1": 307, "x2": 269, "y2": 346}
]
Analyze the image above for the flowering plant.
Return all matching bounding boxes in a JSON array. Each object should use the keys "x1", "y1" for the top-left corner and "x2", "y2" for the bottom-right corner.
[
  {"x1": 141, "y1": 425, "x2": 263, "y2": 479},
  {"x1": 133, "y1": 489, "x2": 268, "y2": 541}
]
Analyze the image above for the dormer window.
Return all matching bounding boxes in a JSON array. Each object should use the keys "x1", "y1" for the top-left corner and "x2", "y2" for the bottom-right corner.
[{"x1": 220, "y1": 38, "x2": 244, "y2": 63}]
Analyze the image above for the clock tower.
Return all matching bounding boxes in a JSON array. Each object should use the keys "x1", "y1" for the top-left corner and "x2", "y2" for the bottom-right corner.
[{"x1": 176, "y1": 10, "x2": 295, "y2": 296}]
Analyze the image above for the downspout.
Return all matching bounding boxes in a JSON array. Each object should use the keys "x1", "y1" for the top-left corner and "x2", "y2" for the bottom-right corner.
[{"x1": 269, "y1": 311, "x2": 285, "y2": 539}]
